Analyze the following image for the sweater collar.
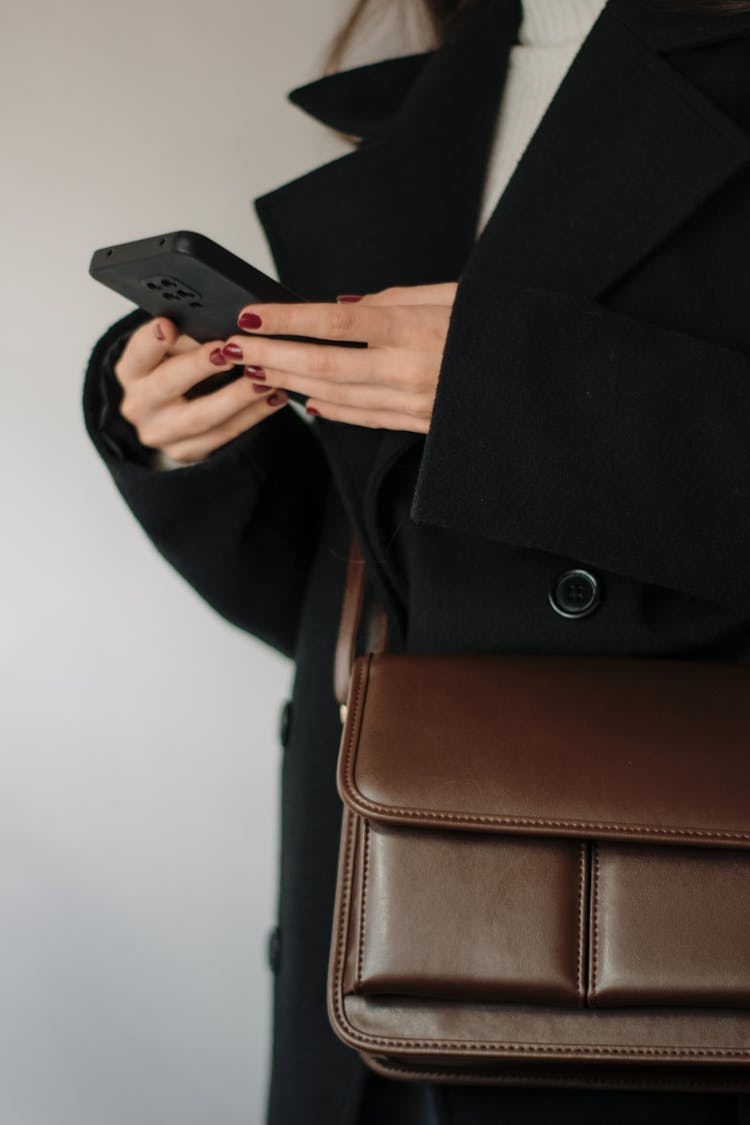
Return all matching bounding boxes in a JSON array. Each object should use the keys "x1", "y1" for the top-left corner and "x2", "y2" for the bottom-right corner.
[{"x1": 518, "y1": 0, "x2": 607, "y2": 46}]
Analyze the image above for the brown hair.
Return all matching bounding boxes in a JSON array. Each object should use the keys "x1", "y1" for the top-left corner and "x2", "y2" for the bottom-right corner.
[{"x1": 324, "y1": 0, "x2": 750, "y2": 75}]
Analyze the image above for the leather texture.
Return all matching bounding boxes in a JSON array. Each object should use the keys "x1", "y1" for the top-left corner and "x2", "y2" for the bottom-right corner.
[{"x1": 327, "y1": 534, "x2": 750, "y2": 1091}]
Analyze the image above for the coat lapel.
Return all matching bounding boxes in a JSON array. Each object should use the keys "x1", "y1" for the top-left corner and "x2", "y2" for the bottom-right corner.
[
  {"x1": 255, "y1": 0, "x2": 522, "y2": 300},
  {"x1": 254, "y1": 0, "x2": 522, "y2": 639},
  {"x1": 254, "y1": 0, "x2": 750, "y2": 646},
  {"x1": 463, "y1": 0, "x2": 750, "y2": 297}
]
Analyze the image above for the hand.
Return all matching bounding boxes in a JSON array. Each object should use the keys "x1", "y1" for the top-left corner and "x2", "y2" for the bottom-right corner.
[
  {"x1": 221, "y1": 282, "x2": 459, "y2": 433},
  {"x1": 114, "y1": 319, "x2": 289, "y2": 464}
]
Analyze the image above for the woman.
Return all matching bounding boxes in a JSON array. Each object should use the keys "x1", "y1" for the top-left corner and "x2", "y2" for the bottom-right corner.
[{"x1": 82, "y1": 0, "x2": 750, "y2": 1121}]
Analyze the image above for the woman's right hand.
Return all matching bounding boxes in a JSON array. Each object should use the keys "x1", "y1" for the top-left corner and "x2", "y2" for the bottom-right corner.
[{"x1": 114, "y1": 317, "x2": 288, "y2": 465}]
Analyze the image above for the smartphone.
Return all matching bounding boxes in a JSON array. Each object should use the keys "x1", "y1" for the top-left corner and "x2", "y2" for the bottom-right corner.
[{"x1": 89, "y1": 230, "x2": 363, "y2": 404}]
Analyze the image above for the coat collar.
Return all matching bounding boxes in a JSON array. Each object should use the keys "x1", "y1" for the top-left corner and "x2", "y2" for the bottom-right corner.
[
  {"x1": 285, "y1": 0, "x2": 519, "y2": 142},
  {"x1": 284, "y1": 0, "x2": 750, "y2": 140},
  {"x1": 253, "y1": 0, "x2": 750, "y2": 647}
]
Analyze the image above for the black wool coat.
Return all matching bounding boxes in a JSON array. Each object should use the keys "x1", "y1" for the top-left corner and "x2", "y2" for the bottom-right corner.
[{"x1": 82, "y1": 0, "x2": 750, "y2": 1122}]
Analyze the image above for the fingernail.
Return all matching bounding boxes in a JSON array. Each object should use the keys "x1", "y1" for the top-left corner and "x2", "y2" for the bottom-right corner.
[
  {"x1": 154, "y1": 322, "x2": 165, "y2": 340},
  {"x1": 210, "y1": 348, "x2": 228, "y2": 366},
  {"x1": 238, "y1": 312, "x2": 263, "y2": 329},
  {"x1": 336, "y1": 295, "x2": 363, "y2": 302},
  {"x1": 244, "y1": 365, "x2": 266, "y2": 379},
  {"x1": 306, "y1": 405, "x2": 320, "y2": 416},
  {"x1": 251, "y1": 382, "x2": 269, "y2": 393},
  {"x1": 221, "y1": 344, "x2": 244, "y2": 360},
  {"x1": 267, "y1": 391, "x2": 287, "y2": 407}
]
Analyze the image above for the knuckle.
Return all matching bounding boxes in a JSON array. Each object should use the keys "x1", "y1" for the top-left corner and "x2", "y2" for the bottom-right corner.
[
  {"x1": 329, "y1": 306, "x2": 354, "y2": 336},
  {"x1": 306, "y1": 347, "x2": 329, "y2": 376},
  {"x1": 412, "y1": 370, "x2": 434, "y2": 395},
  {"x1": 184, "y1": 401, "x2": 214, "y2": 435},
  {"x1": 113, "y1": 358, "x2": 128, "y2": 388},
  {"x1": 137, "y1": 423, "x2": 159, "y2": 448},
  {"x1": 405, "y1": 392, "x2": 427, "y2": 415},
  {"x1": 138, "y1": 412, "x2": 169, "y2": 449},
  {"x1": 407, "y1": 359, "x2": 437, "y2": 394},
  {"x1": 118, "y1": 392, "x2": 135, "y2": 423},
  {"x1": 120, "y1": 387, "x2": 150, "y2": 426}
]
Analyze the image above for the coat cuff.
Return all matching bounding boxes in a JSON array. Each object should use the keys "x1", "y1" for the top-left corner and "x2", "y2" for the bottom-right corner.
[
  {"x1": 411, "y1": 273, "x2": 750, "y2": 613},
  {"x1": 83, "y1": 307, "x2": 159, "y2": 469}
]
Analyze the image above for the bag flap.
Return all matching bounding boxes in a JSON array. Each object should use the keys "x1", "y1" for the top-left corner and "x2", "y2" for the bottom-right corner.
[{"x1": 337, "y1": 652, "x2": 750, "y2": 848}]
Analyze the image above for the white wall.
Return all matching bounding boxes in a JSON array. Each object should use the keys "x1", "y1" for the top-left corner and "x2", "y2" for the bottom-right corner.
[{"x1": 0, "y1": 1, "x2": 430, "y2": 1122}]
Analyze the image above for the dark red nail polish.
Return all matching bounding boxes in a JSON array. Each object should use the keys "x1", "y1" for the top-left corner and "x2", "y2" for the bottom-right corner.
[
  {"x1": 221, "y1": 343, "x2": 244, "y2": 360},
  {"x1": 268, "y1": 391, "x2": 287, "y2": 407},
  {"x1": 210, "y1": 348, "x2": 227, "y2": 366},
  {"x1": 336, "y1": 295, "x2": 363, "y2": 302},
  {"x1": 238, "y1": 312, "x2": 263, "y2": 329},
  {"x1": 244, "y1": 365, "x2": 266, "y2": 379},
  {"x1": 306, "y1": 405, "x2": 321, "y2": 416},
  {"x1": 154, "y1": 322, "x2": 165, "y2": 340},
  {"x1": 251, "y1": 382, "x2": 269, "y2": 393}
]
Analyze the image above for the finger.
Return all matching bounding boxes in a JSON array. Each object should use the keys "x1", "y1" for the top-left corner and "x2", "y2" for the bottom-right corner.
[
  {"x1": 114, "y1": 317, "x2": 183, "y2": 384},
  {"x1": 159, "y1": 391, "x2": 288, "y2": 463},
  {"x1": 233, "y1": 299, "x2": 443, "y2": 348},
  {"x1": 148, "y1": 339, "x2": 238, "y2": 402},
  {"x1": 229, "y1": 297, "x2": 452, "y2": 357},
  {"x1": 304, "y1": 397, "x2": 430, "y2": 434},
  {"x1": 165, "y1": 367, "x2": 281, "y2": 438},
  {"x1": 250, "y1": 356, "x2": 434, "y2": 411},
  {"x1": 223, "y1": 336, "x2": 375, "y2": 380},
  {"x1": 354, "y1": 283, "x2": 458, "y2": 307}
]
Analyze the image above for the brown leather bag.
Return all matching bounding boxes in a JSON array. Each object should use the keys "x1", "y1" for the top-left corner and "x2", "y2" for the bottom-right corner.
[{"x1": 327, "y1": 533, "x2": 750, "y2": 1093}]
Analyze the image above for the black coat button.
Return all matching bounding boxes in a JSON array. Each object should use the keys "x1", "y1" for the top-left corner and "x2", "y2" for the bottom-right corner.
[
  {"x1": 267, "y1": 926, "x2": 282, "y2": 974},
  {"x1": 278, "y1": 699, "x2": 292, "y2": 748},
  {"x1": 549, "y1": 569, "x2": 601, "y2": 619}
]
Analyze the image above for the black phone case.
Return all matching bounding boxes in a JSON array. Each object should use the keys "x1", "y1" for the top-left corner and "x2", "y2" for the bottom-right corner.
[{"x1": 89, "y1": 230, "x2": 363, "y2": 405}]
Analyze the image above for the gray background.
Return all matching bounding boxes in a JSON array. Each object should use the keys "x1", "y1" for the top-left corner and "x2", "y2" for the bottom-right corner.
[{"x1": 1, "y1": 0, "x2": 431, "y2": 1121}]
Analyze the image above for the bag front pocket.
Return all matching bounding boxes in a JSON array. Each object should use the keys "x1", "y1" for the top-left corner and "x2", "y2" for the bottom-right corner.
[
  {"x1": 589, "y1": 842, "x2": 750, "y2": 1008},
  {"x1": 348, "y1": 821, "x2": 588, "y2": 1007}
]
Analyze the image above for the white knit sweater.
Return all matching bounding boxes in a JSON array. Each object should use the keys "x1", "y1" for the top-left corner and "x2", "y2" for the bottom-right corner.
[{"x1": 153, "y1": 0, "x2": 605, "y2": 470}]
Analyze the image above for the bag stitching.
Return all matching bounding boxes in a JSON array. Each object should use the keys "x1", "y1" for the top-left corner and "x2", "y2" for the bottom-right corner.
[
  {"x1": 356, "y1": 820, "x2": 371, "y2": 990},
  {"x1": 576, "y1": 842, "x2": 586, "y2": 1004},
  {"x1": 332, "y1": 660, "x2": 750, "y2": 1061},
  {"x1": 332, "y1": 800, "x2": 750, "y2": 1060},
  {"x1": 340, "y1": 660, "x2": 749, "y2": 844},
  {"x1": 591, "y1": 843, "x2": 600, "y2": 1007}
]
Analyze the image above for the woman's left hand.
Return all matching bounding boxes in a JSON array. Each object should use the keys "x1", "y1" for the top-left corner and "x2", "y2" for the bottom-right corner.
[{"x1": 221, "y1": 282, "x2": 458, "y2": 433}]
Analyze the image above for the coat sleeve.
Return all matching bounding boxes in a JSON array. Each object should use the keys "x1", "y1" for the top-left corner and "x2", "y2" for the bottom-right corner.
[
  {"x1": 410, "y1": 273, "x2": 750, "y2": 614},
  {"x1": 82, "y1": 307, "x2": 331, "y2": 659}
]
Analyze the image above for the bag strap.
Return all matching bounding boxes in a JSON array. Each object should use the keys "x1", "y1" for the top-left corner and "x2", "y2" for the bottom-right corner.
[{"x1": 334, "y1": 533, "x2": 390, "y2": 718}]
